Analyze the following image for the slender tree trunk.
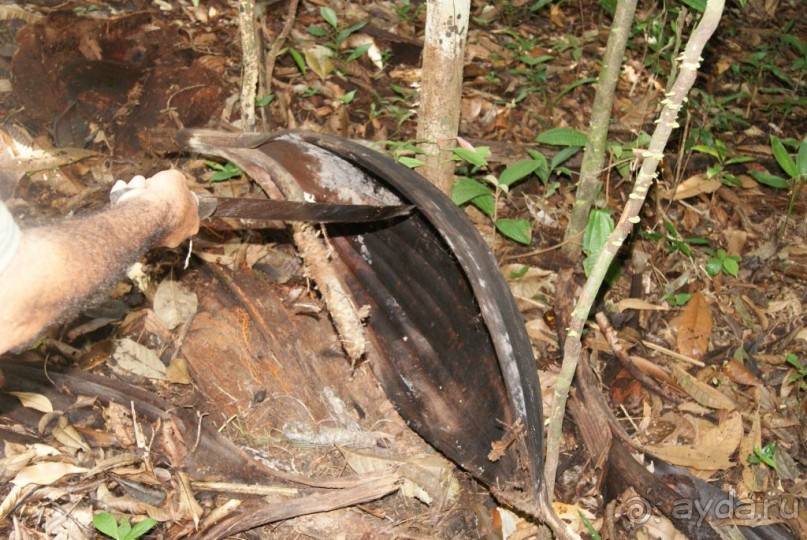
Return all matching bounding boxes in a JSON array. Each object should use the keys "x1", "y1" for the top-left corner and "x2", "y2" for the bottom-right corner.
[
  {"x1": 416, "y1": 0, "x2": 471, "y2": 195},
  {"x1": 561, "y1": 0, "x2": 638, "y2": 261},
  {"x1": 237, "y1": 0, "x2": 258, "y2": 132}
]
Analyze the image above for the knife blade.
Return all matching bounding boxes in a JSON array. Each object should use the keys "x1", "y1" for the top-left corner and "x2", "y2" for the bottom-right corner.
[{"x1": 196, "y1": 194, "x2": 414, "y2": 223}]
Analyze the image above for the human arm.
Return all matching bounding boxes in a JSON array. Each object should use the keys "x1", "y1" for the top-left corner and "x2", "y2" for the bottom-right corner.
[{"x1": 0, "y1": 170, "x2": 199, "y2": 353}]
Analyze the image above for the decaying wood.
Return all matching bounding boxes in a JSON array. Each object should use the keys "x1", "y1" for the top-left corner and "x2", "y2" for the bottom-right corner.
[
  {"x1": 174, "y1": 129, "x2": 549, "y2": 515},
  {"x1": 180, "y1": 132, "x2": 369, "y2": 364},
  {"x1": 0, "y1": 361, "x2": 285, "y2": 485}
]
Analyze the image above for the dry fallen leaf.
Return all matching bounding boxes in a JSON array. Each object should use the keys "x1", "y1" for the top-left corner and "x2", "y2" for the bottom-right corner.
[
  {"x1": 8, "y1": 392, "x2": 53, "y2": 413},
  {"x1": 176, "y1": 471, "x2": 204, "y2": 527},
  {"x1": 503, "y1": 263, "x2": 555, "y2": 306},
  {"x1": 52, "y1": 416, "x2": 90, "y2": 452},
  {"x1": 616, "y1": 298, "x2": 670, "y2": 312},
  {"x1": 342, "y1": 448, "x2": 459, "y2": 506},
  {"x1": 721, "y1": 359, "x2": 763, "y2": 387},
  {"x1": 669, "y1": 173, "x2": 722, "y2": 200},
  {"x1": 12, "y1": 461, "x2": 89, "y2": 487},
  {"x1": 739, "y1": 410, "x2": 767, "y2": 495},
  {"x1": 95, "y1": 484, "x2": 172, "y2": 521},
  {"x1": 112, "y1": 339, "x2": 167, "y2": 381},
  {"x1": 153, "y1": 279, "x2": 198, "y2": 330},
  {"x1": 677, "y1": 292, "x2": 712, "y2": 359},
  {"x1": 104, "y1": 402, "x2": 136, "y2": 447},
  {"x1": 644, "y1": 411, "x2": 742, "y2": 470},
  {"x1": 305, "y1": 44, "x2": 335, "y2": 80},
  {"x1": 671, "y1": 364, "x2": 737, "y2": 410},
  {"x1": 166, "y1": 357, "x2": 193, "y2": 385}
]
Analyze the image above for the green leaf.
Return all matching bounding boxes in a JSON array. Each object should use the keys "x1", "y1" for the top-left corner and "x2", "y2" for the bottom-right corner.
[
  {"x1": 128, "y1": 518, "x2": 158, "y2": 539},
  {"x1": 796, "y1": 136, "x2": 807, "y2": 176},
  {"x1": 306, "y1": 26, "x2": 329, "y2": 37},
  {"x1": 346, "y1": 43, "x2": 372, "y2": 62},
  {"x1": 705, "y1": 258, "x2": 722, "y2": 276},
  {"x1": 722, "y1": 257, "x2": 740, "y2": 277},
  {"x1": 499, "y1": 159, "x2": 543, "y2": 187},
  {"x1": 289, "y1": 48, "x2": 306, "y2": 75},
  {"x1": 683, "y1": 236, "x2": 710, "y2": 246},
  {"x1": 663, "y1": 220, "x2": 679, "y2": 238},
  {"x1": 555, "y1": 77, "x2": 597, "y2": 102},
  {"x1": 518, "y1": 54, "x2": 553, "y2": 66},
  {"x1": 452, "y1": 177, "x2": 491, "y2": 205},
  {"x1": 579, "y1": 510, "x2": 603, "y2": 540},
  {"x1": 117, "y1": 520, "x2": 131, "y2": 540},
  {"x1": 582, "y1": 209, "x2": 614, "y2": 276},
  {"x1": 676, "y1": 241, "x2": 695, "y2": 258},
  {"x1": 495, "y1": 219, "x2": 532, "y2": 245},
  {"x1": 680, "y1": 0, "x2": 706, "y2": 11},
  {"x1": 780, "y1": 34, "x2": 806, "y2": 56},
  {"x1": 509, "y1": 265, "x2": 530, "y2": 279},
  {"x1": 768, "y1": 65, "x2": 793, "y2": 87},
  {"x1": 337, "y1": 89, "x2": 357, "y2": 103},
  {"x1": 530, "y1": 0, "x2": 555, "y2": 11},
  {"x1": 320, "y1": 6, "x2": 338, "y2": 29},
  {"x1": 550, "y1": 146, "x2": 582, "y2": 171},
  {"x1": 305, "y1": 44, "x2": 335, "y2": 80},
  {"x1": 210, "y1": 170, "x2": 237, "y2": 182},
  {"x1": 452, "y1": 147, "x2": 489, "y2": 168},
  {"x1": 748, "y1": 170, "x2": 790, "y2": 189},
  {"x1": 725, "y1": 156, "x2": 755, "y2": 166},
  {"x1": 536, "y1": 127, "x2": 588, "y2": 147},
  {"x1": 752, "y1": 443, "x2": 777, "y2": 469},
  {"x1": 598, "y1": 0, "x2": 616, "y2": 16},
  {"x1": 471, "y1": 193, "x2": 495, "y2": 216},
  {"x1": 661, "y1": 292, "x2": 692, "y2": 306},
  {"x1": 524, "y1": 150, "x2": 550, "y2": 182},
  {"x1": 397, "y1": 156, "x2": 425, "y2": 168},
  {"x1": 692, "y1": 144, "x2": 720, "y2": 159},
  {"x1": 706, "y1": 163, "x2": 722, "y2": 179},
  {"x1": 771, "y1": 136, "x2": 798, "y2": 178},
  {"x1": 93, "y1": 513, "x2": 121, "y2": 539},
  {"x1": 525, "y1": 149, "x2": 549, "y2": 166},
  {"x1": 583, "y1": 209, "x2": 614, "y2": 255},
  {"x1": 336, "y1": 21, "x2": 367, "y2": 46},
  {"x1": 209, "y1": 162, "x2": 243, "y2": 182},
  {"x1": 255, "y1": 94, "x2": 275, "y2": 107},
  {"x1": 642, "y1": 230, "x2": 663, "y2": 243}
]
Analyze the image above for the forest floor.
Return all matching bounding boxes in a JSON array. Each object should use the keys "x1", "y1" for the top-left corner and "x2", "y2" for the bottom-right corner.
[{"x1": 0, "y1": 0, "x2": 805, "y2": 538}]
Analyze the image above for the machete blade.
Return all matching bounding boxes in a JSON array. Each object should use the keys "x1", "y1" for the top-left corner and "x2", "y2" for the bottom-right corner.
[{"x1": 197, "y1": 195, "x2": 413, "y2": 223}]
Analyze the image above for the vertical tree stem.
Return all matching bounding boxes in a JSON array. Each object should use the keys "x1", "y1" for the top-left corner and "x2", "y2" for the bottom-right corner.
[
  {"x1": 416, "y1": 0, "x2": 471, "y2": 194},
  {"x1": 561, "y1": 0, "x2": 639, "y2": 261},
  {"x1": 237, "y1": 0, "x2": 258, "y2": 132}
]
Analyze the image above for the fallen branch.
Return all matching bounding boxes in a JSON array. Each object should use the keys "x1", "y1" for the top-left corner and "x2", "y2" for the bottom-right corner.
[{"x1": 198, "y1": 471, "x2": 402, "y2": 539}]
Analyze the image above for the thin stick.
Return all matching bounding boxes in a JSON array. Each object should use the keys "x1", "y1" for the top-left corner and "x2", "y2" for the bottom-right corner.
[{"x1": 260, "y1": 0, "x2": 300, "y2": 129}]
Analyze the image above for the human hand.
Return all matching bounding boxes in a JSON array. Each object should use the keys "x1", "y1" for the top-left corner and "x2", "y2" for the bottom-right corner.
[{"x1": 110, "y1": 170, "x2": 200, "y2": 248}]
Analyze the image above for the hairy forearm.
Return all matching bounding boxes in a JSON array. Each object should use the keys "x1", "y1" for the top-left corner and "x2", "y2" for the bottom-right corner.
[{"x1": 0, "y1": 199, "x2": 172, "y2": 352}]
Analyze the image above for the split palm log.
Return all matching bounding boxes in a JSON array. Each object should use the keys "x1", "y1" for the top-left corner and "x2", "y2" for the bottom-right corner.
[{"x1": 177, "y1": 129, "x2": 545, "y2": 508}]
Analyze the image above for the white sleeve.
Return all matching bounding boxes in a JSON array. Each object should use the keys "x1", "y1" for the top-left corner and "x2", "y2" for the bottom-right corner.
[{"x1": 0, "y1": 200, "x2": 21, "y2": 274}]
